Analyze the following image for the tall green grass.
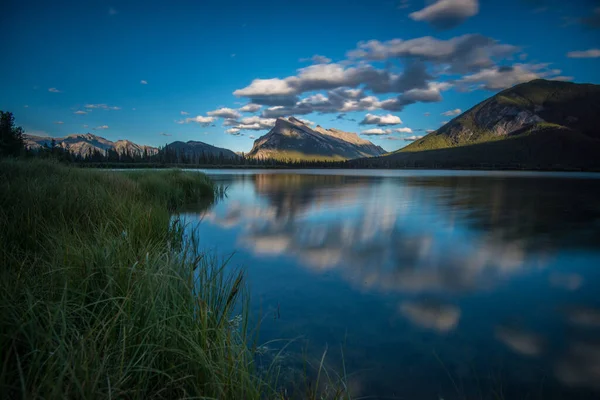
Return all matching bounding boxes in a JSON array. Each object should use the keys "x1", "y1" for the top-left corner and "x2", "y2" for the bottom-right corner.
[{"x1": 0, "y1": 158, "x2": 268, "y2": 399}]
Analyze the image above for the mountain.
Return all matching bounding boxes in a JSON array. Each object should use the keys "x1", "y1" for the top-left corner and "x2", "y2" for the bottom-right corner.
[
  {"x1": 24, "y1": 133, "x2": 158, "y2": 157},
  {"x1": 247, "y1": 117, "x2": 386, "y2": 161},
  {"x1": 165, "y1": 140, "x2": 239, "y2": 159},
  {"x1": 360, "y1": 79, "x2": 600, "y2": 170}
]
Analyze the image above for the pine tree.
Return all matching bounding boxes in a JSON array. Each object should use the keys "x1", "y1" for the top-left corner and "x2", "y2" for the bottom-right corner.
[{"x1": 0, "y1": 111, "x2": 25, "y2": 157}]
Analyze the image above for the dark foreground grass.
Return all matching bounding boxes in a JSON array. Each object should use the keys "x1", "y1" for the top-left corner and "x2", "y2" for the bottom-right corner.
[{"x1": 0, "y1": 158, "x2": 269, "y2": 399}]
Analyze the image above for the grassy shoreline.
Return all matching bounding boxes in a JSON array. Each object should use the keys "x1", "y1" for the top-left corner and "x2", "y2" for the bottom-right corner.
[{"x1": 0, "y1": 158, "x2": 269, "y2": 399}]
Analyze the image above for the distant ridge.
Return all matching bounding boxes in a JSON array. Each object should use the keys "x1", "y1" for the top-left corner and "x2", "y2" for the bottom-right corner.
[
  {"x1": 24, "y1": 133, "x2": 158, "y2": 157},
  {"x1": 247, "y1": 117, "x2": 386, "y2": 161},
  {"x1": 357, "y1": 79, "x2": 600, "y2": 170},
  {"x1": 165, "y1": 140, "x2": 239, "y2": 159}
]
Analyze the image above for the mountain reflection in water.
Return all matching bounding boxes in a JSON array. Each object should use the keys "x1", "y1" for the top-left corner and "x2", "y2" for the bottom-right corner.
[{"x1": 185, "y1": 170, "x2": 600, "y2": 399}]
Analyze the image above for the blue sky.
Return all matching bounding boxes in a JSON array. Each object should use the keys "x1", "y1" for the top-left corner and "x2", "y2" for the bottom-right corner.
[{"x1": 1, "y1": 0, "x2": 599, "y2": 152}]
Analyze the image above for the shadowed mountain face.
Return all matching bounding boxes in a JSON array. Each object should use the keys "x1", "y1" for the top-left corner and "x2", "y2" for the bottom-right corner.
[
  {"x1": 24, "y1": 133, "x2": 158, "y2": 157},
  {"x1": 361, "y1": 79, "x2": 600, "y2": 169},
  {"x1": 247, "y1": 117, "x2": 386, "y2": 161},
  {"x1": 165, "y1": 140, "x2": 238, "y2": 159}
]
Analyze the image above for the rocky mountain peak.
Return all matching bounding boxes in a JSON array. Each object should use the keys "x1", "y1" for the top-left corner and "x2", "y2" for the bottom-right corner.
[
  {"x1": 24, "y1": 133, "x2": 158, "y2": 157},
  {"x1": 67, "y1": 133, "x2": 97, "y2": 140},
  {"x1": 247, "y1": 117, "x2": 386, "y2": 160},
  {"x1": 287, "y1": 116, "x2": 304, "y2": 124},
  {"x1": 376, "y1": 79, "x2": 600, "y2": 169}
]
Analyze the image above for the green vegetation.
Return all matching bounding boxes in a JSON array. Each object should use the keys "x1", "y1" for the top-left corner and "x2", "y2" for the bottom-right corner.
[
  {"x1": 252, "y1": 150, "x2": 348, "y2": 162},
  {"x1": 496, "y1": 93, "x2": 531, "y2": 108},
  {"x1": 361, "y1": 127, "x2": 600, "y2": 170},
  {"x1": 0, "y1": 158, "x2": 351, "y2": 399},
  {"x1": 0, "y1": 114, "x2": 352, "y2": 399},
  {"x1": 363, "y1": 79, "x2": 600, "y2": 170},
  {"x1": 0, "y1": 158, "x2": 267, "y2": 399}
]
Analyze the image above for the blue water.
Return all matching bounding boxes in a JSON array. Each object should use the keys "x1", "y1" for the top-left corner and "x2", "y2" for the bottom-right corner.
[{"x1": 184, "y1": 169, "x2": 600, "y2": 399}]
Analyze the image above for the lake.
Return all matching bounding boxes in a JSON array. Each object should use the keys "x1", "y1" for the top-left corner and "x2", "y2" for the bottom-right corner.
[{"x1": 184, "y1": 169, "x2": 600, "y2": 399}]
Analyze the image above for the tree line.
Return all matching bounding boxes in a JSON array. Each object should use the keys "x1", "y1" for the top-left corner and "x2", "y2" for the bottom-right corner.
[{"x1": 0, "y1": 111, "x2": 357, "y2": 168}]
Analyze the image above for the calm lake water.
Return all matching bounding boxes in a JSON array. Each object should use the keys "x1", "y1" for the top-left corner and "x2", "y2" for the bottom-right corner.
[{"x1": 184, "y1": 169, "x2": 600, "y2": 399}]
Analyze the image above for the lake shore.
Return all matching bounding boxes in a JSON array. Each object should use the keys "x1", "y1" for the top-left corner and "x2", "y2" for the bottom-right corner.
[
  {"x1": 71, "y1": 161, "x2": 600, "y2": 172},
  {"x1": 0, "y1": 159, "x2": 269, "y2": 399}
]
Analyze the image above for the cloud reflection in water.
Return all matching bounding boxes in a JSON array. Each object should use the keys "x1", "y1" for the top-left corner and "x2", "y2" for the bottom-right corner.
[
  {"x1": 202, "y1": 174, "x2": 549, "y2": 296},
  {"x1": 190, "y1": 172, "x2": 600, "y2": 394}
]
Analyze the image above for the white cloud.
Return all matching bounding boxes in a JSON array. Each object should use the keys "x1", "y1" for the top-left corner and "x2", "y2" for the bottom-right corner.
[
  {"x1": 215, "y1": 32, "x2": 550, "y2": 119},
  {"x1": 249, "y1": 135, "x2": 256, "y2": 139},
  {"x1": 296, "y1": 117, "x2": 315, "y2": 126},
  {"x1": 84, "y1": 104, "x2": 121, "y2": 110},
  {"x1": 458, "y1": 64, "x2": 547, "y2": 90},
  {"x1": 207, "y1": 107, "x2": 242, "y2": 119},
  {"x1": 54, "y1": 121, "x2": 64, "y2": 124},
  {"x1": 93, "y1": 125, "x2": 109, "y2": 130},
  {"x1": 235, "y1": 62, "x2": 433, "y2": 106},
  {"x1": 395, "y1": 127, "x2": 413, "y2": 133},
  {"x1": 233, "y1": 78, "x2": 296, "y2": 97},
  {"x1": 239, "y1": 103, "x2": 262, "y2": 113},
  {"x1": 339, "y1": 96, "x2": 383, "y2": 112},
  {"x1": 360, "y1": 113, "x2": 402, "y2": 126},
  {"x1": 300, "y1": 54, "x2": 332, "y2": 64},
  {"x1": 294, "y1": 63, "x2": 350, "y2": 89},
  {"x1": 260, "y1": 90, "x2": 386, "y2": 117},
  {"x1": 180, "y1": 111, "x2": 189, "y2": 115},
  {"x1": 226, "y1": 128, "x2": 241, "y2": 135},
  {"x1": 48, "y1": 88, "x2": 61, "y2": 93},
  {"x1": 361, "y1": 128, "x2": 393, "y2": 136},
  {"x1": 299, "y1": 93, "x2": 329, "y2": 105},
  {"x1": 223, "y1": 118, "x2": 239, "y2": 126},
  {"x1": 380, "y1": 81, "x2": 452, "y2": 111},
  {"x1": 442, "y1": 108, "x2": 461, "y2": 116},
  {"x1": 74, "y1": 110, "x2": 87, "y2": 115},
  {"x1": 567, "y1": 49, "x2": 600, "y2": 59},
  {"x1": 348, "y1": 34, "x2": 517, "y2": 74},
  {"x1": 261, "y1": 105, "x2": 293, "y2": 118},
  {"x1": 409, "y1": 0, "x2": 479, "y2": 30},
  {"x1": 228, "y1": 33, "x2": 523, "y2": 116},
  {"x1": 223, "y1": 116, "x2": 277, "y2": 132},
  {"x1": 140, "y1": 80, "x2": 148, "y2": 85},
  {"x1": 426, "y1": 129, "x2": 436, "y2": 133},
  {"x1": 185, "y1": 115, "x2": 215, "y2": 125},
  {"x1": 237, "y1": 116, "x2": 276, "y2": 130}
]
